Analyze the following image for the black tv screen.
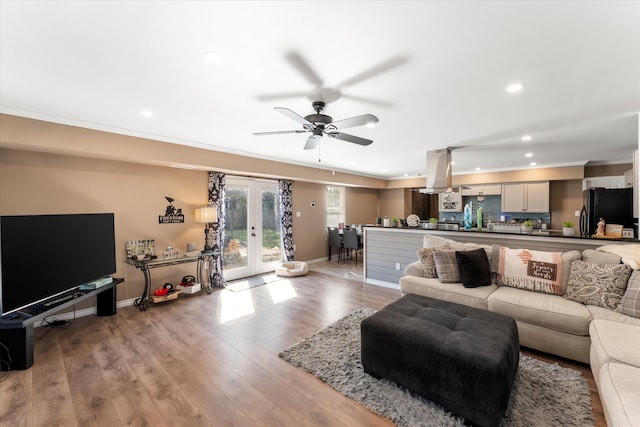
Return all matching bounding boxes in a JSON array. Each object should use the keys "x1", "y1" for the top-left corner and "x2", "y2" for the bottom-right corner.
[{"x1": 1, "y1": 213, "x2": 116, "y2": 316}]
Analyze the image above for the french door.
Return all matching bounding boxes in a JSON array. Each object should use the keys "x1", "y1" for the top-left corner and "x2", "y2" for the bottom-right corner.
[{"x1": 222, "y1": 177, "x2": 282, "y2": 281}]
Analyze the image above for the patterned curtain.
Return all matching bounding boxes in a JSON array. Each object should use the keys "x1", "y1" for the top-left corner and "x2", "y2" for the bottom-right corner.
[
  {"x1": 208, "y1": 171, "x2": 226, "y2": 287},
  {"x1": 279, "y1": 179, "x2": 294, "y2": 261}
]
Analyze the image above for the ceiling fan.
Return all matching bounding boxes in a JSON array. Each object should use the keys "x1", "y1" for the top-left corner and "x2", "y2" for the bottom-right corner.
[{"x1": 253, "y1": 101, "x2": 379, "y2": 151}]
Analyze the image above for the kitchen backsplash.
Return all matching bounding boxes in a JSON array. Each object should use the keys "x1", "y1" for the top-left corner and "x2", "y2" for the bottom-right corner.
[{"x1": 441, "y1": 195, "x2": 551, "y2": 227}]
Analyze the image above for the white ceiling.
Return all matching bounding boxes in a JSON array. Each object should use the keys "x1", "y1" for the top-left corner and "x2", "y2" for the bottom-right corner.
[{"x1": 1, "y1": 1, "x2": 639, "y2": 179}]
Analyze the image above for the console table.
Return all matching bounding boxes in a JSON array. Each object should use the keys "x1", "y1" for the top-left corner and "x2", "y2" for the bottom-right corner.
[
  {"x1": 0, "y1": 277, "x2": 124, "y2": 370},
  {"x1": 127, "y1": 250, "x2": 218, "y2": 311}
]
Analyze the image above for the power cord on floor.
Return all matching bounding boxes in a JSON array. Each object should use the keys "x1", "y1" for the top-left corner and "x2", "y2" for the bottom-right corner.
[
  {"x1": 40, "y1": 305, "x2": 77, "y2": 329},
  {"x1": 0, "y1": 342, "x2": 11, "y2": 381}
]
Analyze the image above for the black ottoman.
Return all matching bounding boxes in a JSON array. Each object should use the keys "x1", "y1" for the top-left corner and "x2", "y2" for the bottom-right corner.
[{"x1": 361, "y1": 294, "x2": 519, "y2": 427}]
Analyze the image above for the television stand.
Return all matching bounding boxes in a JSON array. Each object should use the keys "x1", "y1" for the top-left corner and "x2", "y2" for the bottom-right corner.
[{"x1": 0, "y1": 277, "x2": 124, "y2": 370}]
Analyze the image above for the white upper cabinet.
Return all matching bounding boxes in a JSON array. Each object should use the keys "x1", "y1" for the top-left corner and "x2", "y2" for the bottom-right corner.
[
  {"x1": 461, "y1": 184, "x2": 502, "y2": 196},
  {"x1": 501, "y1": 181, "x2": 549, "y2": 212}
]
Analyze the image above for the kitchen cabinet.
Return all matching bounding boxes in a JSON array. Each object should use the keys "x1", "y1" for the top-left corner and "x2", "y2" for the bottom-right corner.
[
  {"x1": 461, "y1": 184, "x2": 502, "y2": 196},
  {"x1": 501, "y1": 181, "x2": 549, "y2": 212}
]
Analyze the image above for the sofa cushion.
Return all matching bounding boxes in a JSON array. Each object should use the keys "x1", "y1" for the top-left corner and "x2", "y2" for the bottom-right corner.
[
  {"x1": 617, "y1": 270, "x2": 640, "y2": 318},
  {"x1": 598, "y1": 363, "x2": 640, "y2": 427},
  {"x1": 432, "y1": 249, "x2": 461, "y2": 283},
  {"x1": 589, "y1": 319, "x2": 640, "y2": 369},
  {"x1": 399, "y1": 275, "x2": 497, "y2": 310},
  {"x1": 588, "y1": 305, "x2": 640, "y2": 327},
  {"x1": 496, "y1": 247, "x2": 564, "y2": 295},
  {"x1": 416, "y1": 247, "x2": 437, "y2": 278},
  {"x1": 488, "y1": 286, "x2": 592, "y2": 336},
  {"x1": 582, "y1": 248, "x2": 621, "y2": 265},
  {"x1": 456, "y1": 248, "x2": 491, "y2": 288},
  {"x1": 564, "y1": 261, "x2": 632, "y2": 310}
]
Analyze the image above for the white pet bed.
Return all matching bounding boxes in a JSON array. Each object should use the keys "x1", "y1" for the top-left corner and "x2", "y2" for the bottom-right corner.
[{"x1": 275, "y1": 261, "x2": 309, "y2": 277}]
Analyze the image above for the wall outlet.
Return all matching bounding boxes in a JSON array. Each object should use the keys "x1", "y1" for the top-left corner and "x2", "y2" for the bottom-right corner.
[
  {"x1": 293, "y1": 244, "x2": 296, "y2": 251},
  {"x1": 395, "y1": 262, "x2": 400, "y2": 270},
  {"x1": 296, "y1": 211, "x2": 301, "y2": 217},
  {"x1": 575, "y1": 210, "x2": 581, "y2": 217}
]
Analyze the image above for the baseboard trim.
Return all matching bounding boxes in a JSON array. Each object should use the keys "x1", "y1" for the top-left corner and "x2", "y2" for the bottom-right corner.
[{"x1": 34, "y1": 297, "x2": 138, "y2": 327}]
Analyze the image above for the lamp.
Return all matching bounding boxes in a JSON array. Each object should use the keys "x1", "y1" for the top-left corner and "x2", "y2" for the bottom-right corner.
[
  {"x1": 195, "y1": 206, "x2": 218, "y2": 251},
  {"x1": 195, "y1": 206, "x2": 217, "y2": 224}
]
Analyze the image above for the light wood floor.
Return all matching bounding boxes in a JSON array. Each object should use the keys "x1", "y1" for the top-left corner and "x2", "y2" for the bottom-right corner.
[{"x1": 0, "y1": 261, "x2": 605, "y2": 426}]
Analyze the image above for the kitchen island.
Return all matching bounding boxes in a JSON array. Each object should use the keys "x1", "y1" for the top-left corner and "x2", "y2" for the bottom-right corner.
[{"x1": 363, "y1": 226, "x2": 637, "y2": 289}]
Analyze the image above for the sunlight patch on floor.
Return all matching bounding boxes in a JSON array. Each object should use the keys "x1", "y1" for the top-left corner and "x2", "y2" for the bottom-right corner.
[
  {"x1": 219, "y1": 289, "x2": 255, "y2": 323},
  {"x1": 266, "y1": 279, "x2": 297, "y2": 304}
]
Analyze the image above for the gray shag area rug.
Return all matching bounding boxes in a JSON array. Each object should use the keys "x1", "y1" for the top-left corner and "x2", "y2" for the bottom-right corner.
[{"x1": 279, "y1": 308, "x2": 594, "y2": 427}]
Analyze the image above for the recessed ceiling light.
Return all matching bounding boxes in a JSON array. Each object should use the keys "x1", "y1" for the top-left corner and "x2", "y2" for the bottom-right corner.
[
  {"x1": 529, "y1": 162, "x2": 537, "y2": 166},
  {"x1": 140, "y1": 109, "x2": 153, "y2": 117},
  {"x1": 204, "y1": 50, "x2": 224, "y2": 65},
  {"x1": 475, "y1": 167, "x2": 481, "y2": 171},
  {"x1": 525, "y1": 152, "x2": 533, "y2": 158},
  {"x1": 450, "y1": 161, "x2": 455, "y2": 165},
  {"x1": 506, "y1": 82, "x2": 525, "y2": 93},
  {"x1": 521, "y1": 135, "x2": 532, "y2": 141}
]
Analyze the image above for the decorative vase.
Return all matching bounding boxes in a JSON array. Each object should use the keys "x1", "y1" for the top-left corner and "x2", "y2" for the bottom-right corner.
[
  {"x1": 426, "y1": 222, "x2": 437, "y2": 229},
  {"x1": 463, "y1": 202, "x2": 472, "y2": 230},
  {"x1": 522, "y1": 225, "x2": 533, "y2": 234},
  {"x1": 563, "y1": 227, "x2": 575, "y2": 237}
]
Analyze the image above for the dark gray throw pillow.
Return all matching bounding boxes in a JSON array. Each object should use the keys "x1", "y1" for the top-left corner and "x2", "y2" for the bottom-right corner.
[{"x1": 456, "y1": 248, "x2": 492, "y2": 288}]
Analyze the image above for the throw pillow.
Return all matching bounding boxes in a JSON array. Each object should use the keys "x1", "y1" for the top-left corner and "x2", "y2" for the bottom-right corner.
[
  {"x1": 432, "y1": 249, "x2": 461, "y2": 283},
  {"x1": 416, "y1": 247, "x2": 437, "y2": 278},
  {"x1": 617, "y1": 270, "x2": 640, "y2": 318},
  {"x1": 564, "y1": 260, "x2": 632, "y2": 310},
  {"x1": 497, "y1": 247, "x2": 564, "y2": 295},
  {"x1": 455, "y1": 248, "x2": 491, "y2": 288}
]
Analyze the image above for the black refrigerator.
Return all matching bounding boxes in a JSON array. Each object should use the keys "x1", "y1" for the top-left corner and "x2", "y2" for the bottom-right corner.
[{"x1": 580, "y1": 188, "x2": 634, "y2": 237}]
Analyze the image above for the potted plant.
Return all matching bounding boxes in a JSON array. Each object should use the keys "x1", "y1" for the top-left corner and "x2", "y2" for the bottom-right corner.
[
  {"x1": 563, "y1": 220, "x2": 575, "y2": 237},
  {"x1": 426, "y1": 217, "x2": 438, "y2": 229},
  {"x1": 522, "y1": 219, "x2": 534, "y2": 234},
  {"x1": 391, "y1": 216, "x2": 399, "y2": 227}
]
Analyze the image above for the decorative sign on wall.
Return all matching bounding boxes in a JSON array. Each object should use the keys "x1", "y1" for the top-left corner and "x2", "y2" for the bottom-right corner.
[
  {"x1": 438, "y1": 192, "x2": 462, "y2": 212},
  {"x1": 159, "y1": 196, "x2": 184, "y2": 224}
]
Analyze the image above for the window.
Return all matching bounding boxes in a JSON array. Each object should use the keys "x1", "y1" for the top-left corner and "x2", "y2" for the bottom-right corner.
[{"x1": 326, "y1": 186, "x2": 345, "y2": 227}]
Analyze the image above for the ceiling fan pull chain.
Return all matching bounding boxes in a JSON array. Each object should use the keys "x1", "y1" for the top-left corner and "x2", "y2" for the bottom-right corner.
[{"x1": 318, "y1": 142, "x2": 322, "y2": 163}]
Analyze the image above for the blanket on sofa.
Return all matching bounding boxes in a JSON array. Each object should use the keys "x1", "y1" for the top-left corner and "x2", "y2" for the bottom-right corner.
[
  {"x1": 497, "y1": 247, "x2": 563, "y2": 295},
  {"x1": 598, "y1": 244, "x2": 640, "y2": 270}
]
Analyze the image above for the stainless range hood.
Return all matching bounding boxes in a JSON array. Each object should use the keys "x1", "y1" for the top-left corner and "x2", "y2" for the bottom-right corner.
[{"x1": 420, "y1": 148, "x2": 457, "y2": 193}]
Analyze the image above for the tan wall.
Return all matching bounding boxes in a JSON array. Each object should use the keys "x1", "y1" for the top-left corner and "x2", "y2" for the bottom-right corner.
[
  {"x1": 378, "y1": 188, "x2": 405, "y2": 221},
  {"x1": 345, "y1": 187, "x2": 380, "y2": 225},
  {"x1": 0, "y1": 148, "x2": 207, "y2": 308},
  {"x1": 549, "y1": 180, "x2": 584, "y2": 231},
  {"x1": 291, "y1": 181, "x2": 328, "y2": 261},
  {"x1": 584, "y1": 163, "x2": 632, "y2": 177}
]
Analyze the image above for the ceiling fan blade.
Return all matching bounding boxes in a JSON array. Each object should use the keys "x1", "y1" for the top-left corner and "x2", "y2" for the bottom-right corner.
[
  {"x1": 274, "y1": 107, "x2": 313, "y2": 126},
  {"x1": 326, "y1": 114, "x2": 379, "y2": 131},
  {"x1": 253, "y1": 130, "x2": 307, "y2": 136},
  {"x1": 336, "y1": 55, "x2": 408, "y2": 89},
  {"x1": 256, "y1": 91, "x2": 309, "y2": 101},
  {"x1": 285, "y1": 51, "x2": 323, "y2": 87},
  {"x1": 304, "y1": 135, "x2": 321, "y2": 150},
  {"x1": 326, "y1": 132, "x2": 373, "y2": 146}
]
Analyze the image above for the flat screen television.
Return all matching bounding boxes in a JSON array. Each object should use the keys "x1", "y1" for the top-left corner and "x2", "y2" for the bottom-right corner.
[{"x1": 0, "y1": 213, "x2": 116, "y2": 316}]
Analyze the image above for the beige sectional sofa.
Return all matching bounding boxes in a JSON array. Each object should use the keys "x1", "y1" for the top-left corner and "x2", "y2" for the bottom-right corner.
[{"x1": 399, "y1": 235, "x2": 640, "y2": 427}]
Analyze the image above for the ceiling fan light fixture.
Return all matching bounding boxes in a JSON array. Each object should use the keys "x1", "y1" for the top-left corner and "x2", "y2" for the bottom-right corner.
[
  {"x1": 506, "y1": 82, "x2": 525, "y2": 93},
  {"x1": 521, "y1": 134, "x2": 532, "y2": 141},
  {"x1": 204, "y1": 50, "x2": 224, "y2": 65}
]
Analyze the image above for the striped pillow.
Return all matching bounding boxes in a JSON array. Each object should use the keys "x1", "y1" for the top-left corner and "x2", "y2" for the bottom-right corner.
[
  {"x1": 617, "y1": 270, "x2": 640, "y2": 318},
  {"x1": 432, "y1": 249, "x2": 460, "y2": 283}
]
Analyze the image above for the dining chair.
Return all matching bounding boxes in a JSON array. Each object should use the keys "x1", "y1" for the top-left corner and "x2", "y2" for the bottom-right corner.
[
  {"x1": 328, "y1": 227, "x2": 343, "y2": 262},
  {"x1": 342, "y1": 228, "x2": 360, "y2": 265}
]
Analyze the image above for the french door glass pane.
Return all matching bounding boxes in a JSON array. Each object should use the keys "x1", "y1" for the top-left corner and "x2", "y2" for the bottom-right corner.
[
  {"x1": 261, "y1": 189, "x2": 281, "y2": 263},
  {"x1": 223, "y1": 186, "x2": 248, "y2": 271}
]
